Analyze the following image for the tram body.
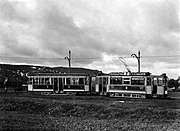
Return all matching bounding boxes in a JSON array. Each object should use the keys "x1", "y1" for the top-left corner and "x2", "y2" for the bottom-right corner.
[
  {"x1": 27, "y1": 72, "x2": 168, "y2": 98},
  {"x1": 95, "y1": 72, "x2": 168, "y2": 98},
  {"x1": 27, "y1": 73, "x2": 90, "y2": 93}
]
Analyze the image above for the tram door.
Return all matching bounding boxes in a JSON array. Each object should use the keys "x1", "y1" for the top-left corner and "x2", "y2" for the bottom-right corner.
[
  {"x1": 103, "y1": 77, "x2": 108, "y2": 95},
  {"x1": 58, "y1": 78, "x2": 63, "y2": 93},
  {"x1": 152, "y1": 77, "x2": 157, "y2": 95},
  {"x1": 54, "y1": 78, "x2": 58, "y2": 93},
  {"x1": 146, "y1": 77, "x2": 153, "y2": 98},
  {"x1": 99, "y1": 78, "x2": 103, "y2": 95},
  {"x1": 98, "y1": 77, "x2": 108, "y2": 95}
]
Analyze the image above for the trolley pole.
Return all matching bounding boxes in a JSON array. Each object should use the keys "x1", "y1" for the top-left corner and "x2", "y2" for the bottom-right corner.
[
  {"x1": 65, "y1": 50, "x2": 71, "y2": 74},
  {"x1": 131, "y1": 50, "x2": 141, "y2": 72}
]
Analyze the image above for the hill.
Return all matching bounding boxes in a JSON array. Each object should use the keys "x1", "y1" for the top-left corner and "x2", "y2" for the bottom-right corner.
[{"x1": 0, "y1": 64, "x2": 103, "y2": 82}]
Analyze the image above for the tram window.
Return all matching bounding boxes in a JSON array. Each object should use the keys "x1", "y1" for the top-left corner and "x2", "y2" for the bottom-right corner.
[
  {"x1": 85, "y1": 77, "x2": 89, "y2": 85},
  {"x1": 79, "y1": 78, "x2": 84, "y2": 85},
  {"x1": 63, "y1": 78, "x2": 65, "y2": 84},
  {"x1": 131, "y1": 77, "x2": 145, "y2": 85},
  {"x1": 158, "y1": 78, "x2": 163, "y2": 86},
  {"x1": 32, "y1": 78, "x2": 35, "y2": 84},
  {"x1": 66, "y1": 78, "x2": 79, "y2": 85},
  {"x1": 39, "y1": 78, "x2": 42, "y2": 84},
  {"x1": 71, "y1": 78, "x2": 75, "y2": 85},
  {"x1": 103, "y1": 77, "x2": 108, "y2": 84},
  {"x1": 71, "y1": 78, "x2": 79, "y2": 85},
  {"x1": 124, "y1": 81, "x2": 130, "y2": 84},
  {"x1": 99, "y1": 78, "x2": 102, "y2": 84},
  {"x1": 110, "y1": 77, "x2": 122, "y2": 84},
  {"x1": 123, "y1": 78, "x2": 130, "y2": 85},
  {"x1": 162, "y1": 78, "x2": 167, "y2": 86},
  {"x1": 124, "y1": 78, "x2": 130, "y2": 80},
  {"x1": 153, "y1": 78, "x2": 158, "y2": 85},
  {"x1": 42, "y1": 78, "x2": 45, "y2": 84},
  {"x1": 147, "y1": 78, "x2": 151, "y2": 86},
  {"x1": 96, "y1": 78, "x2": 99, "y2": 84},
  {"x1": 66, "y1": 78, "x2": 70, "y2": 85},
  {"x1": 45, "y1": 78, "x2": 50, "y2": 84},
  {"x1": 34, "y1": 78, "x2": 38, "y2": 84},
  {"x1": 75, "y1": 78, "x2": 79, "y2": 85},
  {"x1": 29, "y1": 78, "x2": 33, "y2": 84},
  {"x1": 91, "y1": 77, "x2": 96, "y2": 82},
  {"x1": 51, "y1": 78, "x2": 54, "y2": 85}
]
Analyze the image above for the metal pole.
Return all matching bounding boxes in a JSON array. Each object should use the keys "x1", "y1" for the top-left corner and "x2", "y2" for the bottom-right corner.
[
  {"x1": 69, "y1": 50, "x2": 71, "y2": 74},
  {"x1": 131, "y1": 50, "x2": 141, "y2": 72},
  {"x1": 65, "y1": 50, "x2": 71, "y2": 74},
  {"x1": 138, "y1": 51, "x2": 140, "y2": 73}
]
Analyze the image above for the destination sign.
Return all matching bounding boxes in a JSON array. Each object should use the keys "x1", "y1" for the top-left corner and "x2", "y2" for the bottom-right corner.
[{"x1": 109, "y1": 72, "x2": 151, "y2": 76}]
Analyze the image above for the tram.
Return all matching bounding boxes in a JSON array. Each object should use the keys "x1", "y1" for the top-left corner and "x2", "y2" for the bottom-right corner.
[
  {"x1": 27, "y1": 73, "x2": 91, "y2": 94},
  {"x1": 27, "y1": 72, "x2": 168, "y2": 98},
  {"x1": 95, "y1": 72, "x2": 168, "y2": 98}
]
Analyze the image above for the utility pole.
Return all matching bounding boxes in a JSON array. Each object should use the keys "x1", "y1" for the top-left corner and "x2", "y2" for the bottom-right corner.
[
  {"x1": 65, "y1": 50, "x2": 71, "y2": 74},
  {"x1": 131, "y1": 50, "x2": 141, "y2": 72}
]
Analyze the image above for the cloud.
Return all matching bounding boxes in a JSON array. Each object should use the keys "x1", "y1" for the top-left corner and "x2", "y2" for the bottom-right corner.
[{"x1": 0, "y1": 0, "x2": 179, "y2": 78}]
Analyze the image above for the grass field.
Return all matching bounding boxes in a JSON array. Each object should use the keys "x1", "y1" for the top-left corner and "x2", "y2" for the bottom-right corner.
[{"x1": 1, "y1": 92, "x2": 180, "y2": 131}]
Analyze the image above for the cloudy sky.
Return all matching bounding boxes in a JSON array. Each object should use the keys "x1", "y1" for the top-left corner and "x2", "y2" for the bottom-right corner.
[{"x1": 0, "y1": 0, "x2": 179, "y2": 78}]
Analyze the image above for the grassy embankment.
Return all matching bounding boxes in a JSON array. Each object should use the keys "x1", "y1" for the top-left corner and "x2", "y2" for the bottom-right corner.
[{"x1": 1, "y1": 92, "x2": 180, "y2": 130}]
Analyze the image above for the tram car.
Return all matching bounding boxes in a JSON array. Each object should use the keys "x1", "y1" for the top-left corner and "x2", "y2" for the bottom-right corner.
[
  {"x1": 27, "y1": 72, "x2": 168, "y2": 98},
  {"x1": 27, "y1": 73, "x2": 91, "y2": 94},
  {"x1": 95, "y1": 72, "x2": 168, "y2": 98}
]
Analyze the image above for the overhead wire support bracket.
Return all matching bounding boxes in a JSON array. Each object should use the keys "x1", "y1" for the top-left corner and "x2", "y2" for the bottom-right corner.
[
  {"x1": 131, "y1": 50, "x2": 141, "y2": 73},
  {"x1": 64, "y1": 50, "x2": 71, "y2": 74}
]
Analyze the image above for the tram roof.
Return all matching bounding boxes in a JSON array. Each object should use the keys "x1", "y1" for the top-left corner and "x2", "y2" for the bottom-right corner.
[{"x1": 27, "y1": 73, "x2": 89, "y2": 77}]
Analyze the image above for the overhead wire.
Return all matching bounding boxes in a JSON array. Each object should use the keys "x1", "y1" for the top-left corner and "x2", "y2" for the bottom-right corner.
[
  {"x1": 141, "y1": 55, "x2": 180, "y2": 58},
  {"x1": 0, "y1": 55, "x2": 179, "y2": 61}
]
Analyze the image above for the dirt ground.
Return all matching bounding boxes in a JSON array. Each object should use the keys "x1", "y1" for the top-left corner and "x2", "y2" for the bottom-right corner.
[{"x1": 0, "y1": 91, "x2": 180, "y2": 131}]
